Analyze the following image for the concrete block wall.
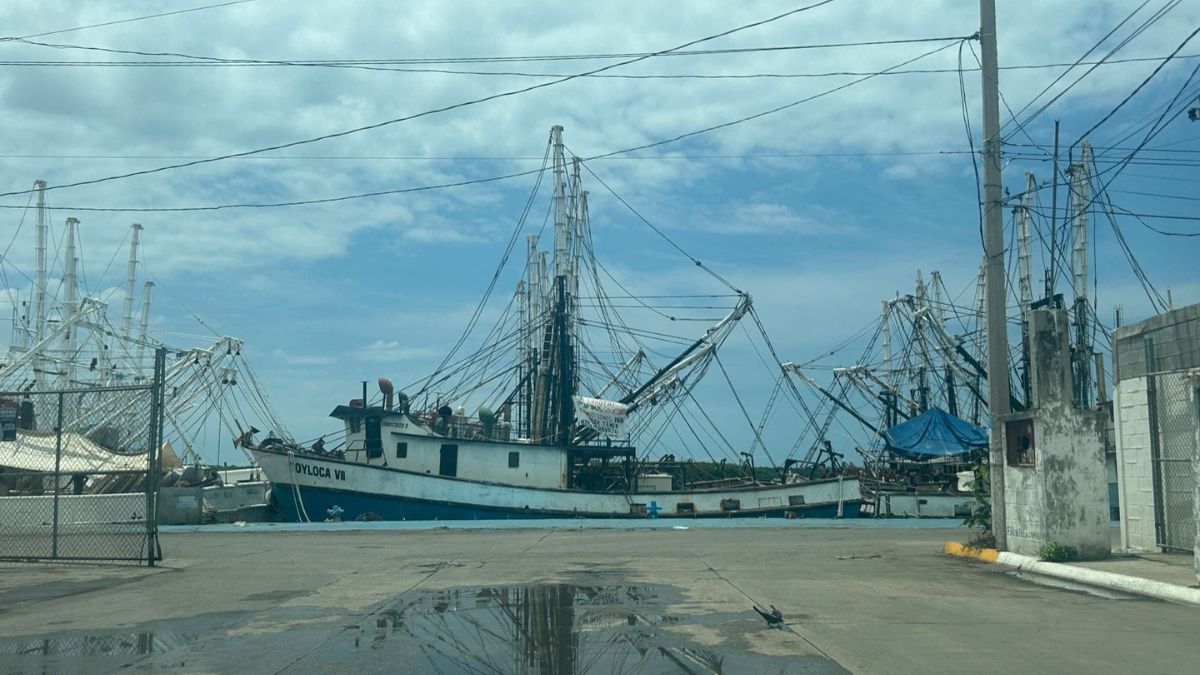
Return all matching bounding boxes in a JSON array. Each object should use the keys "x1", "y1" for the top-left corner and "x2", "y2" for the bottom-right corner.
[
  {"x1": 1114, "y1": 376, "x2": 1157, "y2": 551},
  {"x1": 1114, "y1": 303, "x2": 1200, "y2": 381}
]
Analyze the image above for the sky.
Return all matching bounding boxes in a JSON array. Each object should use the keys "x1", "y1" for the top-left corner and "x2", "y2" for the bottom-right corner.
[{"x1": 1, "y1": 0, "x2": 1198, "y2": 466}]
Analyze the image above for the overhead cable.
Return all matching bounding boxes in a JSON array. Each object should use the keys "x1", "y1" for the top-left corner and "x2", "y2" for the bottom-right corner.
[{"x1": 0, "y1": 0, "x2": 839, "y2": 199}]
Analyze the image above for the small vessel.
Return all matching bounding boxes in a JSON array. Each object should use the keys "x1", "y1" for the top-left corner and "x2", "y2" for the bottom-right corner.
[{"x1": 251, "y1": 126, "x2": 861, "y2": 521}]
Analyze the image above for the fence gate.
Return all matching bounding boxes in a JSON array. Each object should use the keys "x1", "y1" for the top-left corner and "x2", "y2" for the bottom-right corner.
[
  {"x1": 1147, "y1": 370, "x2": 1198, "y2": 553},
  {"x1": 0, "y1": 350, "x2": 165, "y2": 565}
]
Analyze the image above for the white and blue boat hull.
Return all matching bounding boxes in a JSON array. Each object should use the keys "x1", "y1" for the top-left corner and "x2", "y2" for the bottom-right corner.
[{"x1": 253, "y1": 448, "x2": 862, "y2": 521}]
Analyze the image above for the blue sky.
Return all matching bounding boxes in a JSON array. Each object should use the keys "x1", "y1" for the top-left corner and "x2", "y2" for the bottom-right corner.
[{"x1": 1, "y1": 0, "x2": 1198, "y2": 465}]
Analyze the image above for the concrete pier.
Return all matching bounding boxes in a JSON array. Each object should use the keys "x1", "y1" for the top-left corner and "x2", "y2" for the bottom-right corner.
[{"x1": 2, "y1": 525, "x2": 1198, "y2": 673}]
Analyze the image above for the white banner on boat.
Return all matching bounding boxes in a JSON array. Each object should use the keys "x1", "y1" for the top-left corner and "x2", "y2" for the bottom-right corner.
[{"x1": 573, "y1": 397, "x2": 629, "y2": 438}]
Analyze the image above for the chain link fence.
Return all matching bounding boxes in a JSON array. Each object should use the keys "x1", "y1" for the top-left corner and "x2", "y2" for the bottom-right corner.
[
  {"x1": 0, "y1": 351, "x2": 165, "y2": 564},
  {"x1": 1148, "y1": 371, "x2": 1198, "y2": 553}
]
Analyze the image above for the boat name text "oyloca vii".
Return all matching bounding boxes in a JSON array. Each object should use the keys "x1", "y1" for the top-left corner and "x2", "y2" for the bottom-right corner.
[{"x1": 294, "y1": 462, "x2": 346, "y2": 481}]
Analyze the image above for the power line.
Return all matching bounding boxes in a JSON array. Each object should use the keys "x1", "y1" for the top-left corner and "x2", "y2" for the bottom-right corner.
[
  {"x1": 8, "y1": 34, "x2": 968, "y2": 67},
  {"x1": 0, "y1": 149, "x2": 976, "y2": 162},
  {"x1": 0, "y1": 0, "x2": 258, "y2": 42},
  {"x1": 0, "y1": 33, "x2": 963, "y2": 214},
  {"x1": 1004, "y1": 0, "x2": 1177, "y2": 134},
  {"x1": 1071, "y1": 24, "x2": 1200, "y2": 148},
  {"x1": 0, "y1": 166, "x2": 547, "y2": 212},
  {"x1": 3, "y1": 51, "x2": 1194, "y2": 79},
  {"x1": 1110, "y1": 188, "x2": 1200, "y2": 201},
  {"x1": 587, "y1": 39, "x2": 962, "y2": 162},
  {"x1": 0, "y1": 1, "x2": 838, "y2": 199}
]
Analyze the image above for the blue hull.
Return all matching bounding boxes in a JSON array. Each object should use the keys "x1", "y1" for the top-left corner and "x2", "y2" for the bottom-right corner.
[{"x1": 270, "y1": 483, "x2": 862, "y2": 522}]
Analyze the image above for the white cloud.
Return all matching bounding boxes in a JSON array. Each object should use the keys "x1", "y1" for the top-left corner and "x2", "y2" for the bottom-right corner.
[{"x1": 1, "y1": 0, "x2": 1194, "y2": 454}]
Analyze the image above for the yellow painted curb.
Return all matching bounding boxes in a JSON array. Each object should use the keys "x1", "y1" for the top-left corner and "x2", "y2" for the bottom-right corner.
[{"x1": 944, "y1": 541, "x2": 999, "y2": 562}]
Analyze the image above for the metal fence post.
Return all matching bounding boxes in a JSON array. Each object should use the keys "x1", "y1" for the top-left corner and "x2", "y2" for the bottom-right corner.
[
  {"x1": 145, "y1": 348, "x2": 165, "y2": 567},
  {"x1": 1145, "y1": 339, "x2": 1168, "y2": 550},
  {"x1": 51, "y1": 392, "x2": 64, "y2": 559}
]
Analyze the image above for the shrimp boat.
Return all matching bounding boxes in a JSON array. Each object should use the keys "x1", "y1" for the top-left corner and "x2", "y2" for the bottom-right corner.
[{"x1": 250, "y1": 126, "x2": 862, "y2": 521}]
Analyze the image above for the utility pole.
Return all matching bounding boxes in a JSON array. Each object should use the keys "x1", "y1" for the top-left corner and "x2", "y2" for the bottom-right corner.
[{"x1": 980, "y1": 0, "x2": 1009, "y2": 549}]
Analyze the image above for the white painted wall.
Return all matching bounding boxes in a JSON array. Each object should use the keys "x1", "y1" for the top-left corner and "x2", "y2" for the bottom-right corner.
[
  {"x1": 1115, "y1": 376, "x2": 1157, "y2": 551},
  {"x1": 389, "y1": 432, "x2": 568, "y2": 488},
  {"x1": 336, "y1": 414, "x2": 569, "y2": 488}
]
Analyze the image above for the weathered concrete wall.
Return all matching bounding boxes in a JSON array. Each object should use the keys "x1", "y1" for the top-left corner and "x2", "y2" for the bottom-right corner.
[
  {"x1": 1003, "y1": 462, "x2": 1043, "y2": 555},
  {"x1": 1114, "y1": 376, "x2": 1157, "y2": 551},
  {"x1": 1037, "y1": 400, "x2": 1111, "y2": 559},
  {"x1": 1003, "y1": 309, "x2": 1110, "y2": 559}
]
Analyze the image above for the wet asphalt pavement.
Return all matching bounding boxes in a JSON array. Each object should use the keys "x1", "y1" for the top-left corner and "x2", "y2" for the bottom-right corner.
[{"x1": 1, "y1": 524, "x2": 1198, "y2": 674}]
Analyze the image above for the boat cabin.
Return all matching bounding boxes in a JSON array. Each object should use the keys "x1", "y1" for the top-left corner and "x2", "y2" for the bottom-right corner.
[{"x1": 326, "y1": 403, "x2": 635, "y2": 491}]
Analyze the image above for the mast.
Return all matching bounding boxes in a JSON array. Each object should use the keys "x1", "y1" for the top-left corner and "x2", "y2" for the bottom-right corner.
[
  {"x1": 530, "y1": 125, "x2": 579, "y2": 446},
  {"x1": 551, "y1": 126, "x2": 570, "y2": 282},
  {"x1": 1070, "y1": 141, "x2": 1093, "y2": 406},
  {"x1": 524, "y1": 235, "x2": 541, "y2": 440},
  {"x1": 930, "y1": 270, "x2": 945, "y2": 328},
  {"x1": 1016, "y1": 173, "x2": 1035, "y2": 313},
  {"x1": 516, "y1": 277, "x2": 527, "y2": 438},
  {"x1": 912, "y1": 271, "x2": 932, "y2": 412},
  {"x1": 881, "y1": 299, "x2": 894, "y2": 425},
  {"x1": 136, "y1": 281, "x2": 154, "y2": 369},
  {"x1": 881, "y1": 300, "x2": 891, "y2": 374},
  {"x1": 33, "y1": 180, "x2": 48, "y2": 389},
  {"x1": 1017, "y1": 171, "x2": 1036, "y2": 404},
  {"x1": 61, "y1": 217, "x2": 80, "y2": 390},
  {"x1": 122, "y1": 223, "x2": 143, "y2": 340},
  {"x1": 569, "y1": 157, "x2": 583, "y2": 307},
  {"x1": 971, "y1": 255, "x2": 986, "y2": 426}
]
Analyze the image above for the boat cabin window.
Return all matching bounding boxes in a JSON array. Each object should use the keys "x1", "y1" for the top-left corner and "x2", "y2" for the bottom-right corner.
[
  {"x1": 396, "y1": 442, "x2": 408, "y2": 459},
  {"x1": 720, "y1": 499, "x2": 741, "y2": 512},
  {"x1": 439, "y1": 444, "x2": 458, "y2": 477},
  {"x1": 676, "y1": 502, "x2": 695, "y2": 514},
  {"x1": 349, "y1": 417, "x2": 360, "y2": 434},
  {"x1": 364, "y1": 416, "x2": 382, "y2": 459},
  {"x1": 508, "y1": 451, "x2": 519, "y2": 468}
]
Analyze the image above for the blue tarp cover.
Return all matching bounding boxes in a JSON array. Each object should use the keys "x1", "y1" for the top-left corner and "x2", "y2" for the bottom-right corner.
[{"x1": 882, "y1": 407, "x2": 988, "y2": 457}]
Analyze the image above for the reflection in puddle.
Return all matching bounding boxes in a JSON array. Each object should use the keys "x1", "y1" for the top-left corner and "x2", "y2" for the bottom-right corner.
[
  {"x1": 0, "y1": 631, "x2": 194, "y2": 657},
  {"x1": 354, "y1": 584, "x2": 774, "y2": 674}
]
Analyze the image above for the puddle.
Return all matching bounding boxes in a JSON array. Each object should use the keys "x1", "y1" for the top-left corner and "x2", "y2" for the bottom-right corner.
[
  {"x1": 0, "y1": 631, "x2": 196, "y2": 657},
  {"x1": 318, "y1": 583, "x2": 846, "y2": 674},
  {"x1": 0, "y1": 614, "x2": 237, "y2": 674}
]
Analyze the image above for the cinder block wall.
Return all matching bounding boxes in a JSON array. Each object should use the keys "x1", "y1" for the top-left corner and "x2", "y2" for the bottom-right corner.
[
  {"x1": 1114, "y1": 376, "x2": 1156, "y2": 551},
  {"x1": 1112, "y1": 303, "x2": 1200, "y2": 569}
]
